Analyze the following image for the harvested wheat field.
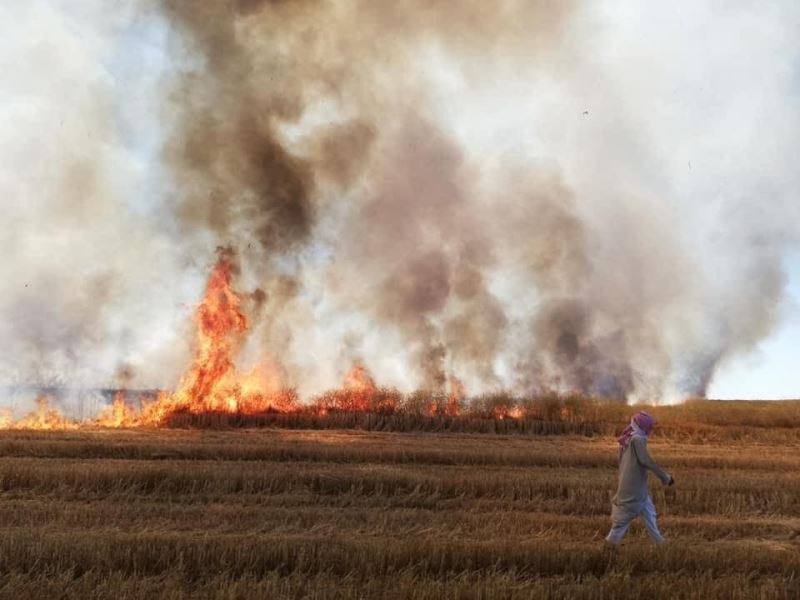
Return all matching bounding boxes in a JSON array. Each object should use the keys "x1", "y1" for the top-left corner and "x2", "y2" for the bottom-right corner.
[{"x1": 0, "y1": 403, "x2": 799, "y2": 599}]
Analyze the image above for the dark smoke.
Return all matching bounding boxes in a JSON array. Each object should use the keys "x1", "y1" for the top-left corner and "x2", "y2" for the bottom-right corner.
[
  {"x1": 161, "y1": 1, "x2": 316, "y2": 257},
  {"x1": 156, "y1": 1, "x2": 582, "y2": 396},
  {"x1": 3, "y1": 1, "x2": 798, "y2": 405},
  {"x1": 151, "y1": 0, "x2": 799, "y2": 401}
]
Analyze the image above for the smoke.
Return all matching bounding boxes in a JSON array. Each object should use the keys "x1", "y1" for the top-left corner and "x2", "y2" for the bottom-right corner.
[
  {"x1": 0, "y1": 2, "x2": 193, "y2": 398},
  {"x1": 2, "y1": 1, "x2": 799, "y2": 403}
]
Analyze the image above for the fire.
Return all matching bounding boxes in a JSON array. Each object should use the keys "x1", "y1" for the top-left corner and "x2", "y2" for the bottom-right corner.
[
  {"x1": 3, "y1": 396, "x2": 77, "y2": 430},
  {"x1": 76, "y1": 248, "x2": 293, "y2": 429},
  {"x1": 445, "y1": 377, "x2": 464, "y2": 417},
  {"x1": 344, "y1": 365, "x2": 376, "y2": 393},
  {"x1": 340, "y1": 365, "x2": 378, "y2": 412},
  {"x1": 492, "y1": 402, "x2": 524, "y2": 420},
  {"x1": 130, "y1": 248, "x2": 294, "y2": 426},
  {"x1": 96, "y1": 392, "x2": 137, "y2": 428},
  {"x1": 425, "y1": 377, "x2": 464, "y2": 417},
  {"x1": 314, "y1": 364, "x2": 400, "y2": 414},
  {"x1": 0, "y1": 249, "x2": 535, "y2": 430}
]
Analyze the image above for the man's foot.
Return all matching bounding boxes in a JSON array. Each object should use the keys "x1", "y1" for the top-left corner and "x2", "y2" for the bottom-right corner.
[
  {"x1": 602, "y1": 539, "x2": 618, "y2": 570},
  {"x1": 603, "y1": 537, "x2": 620, "y2": 549}
]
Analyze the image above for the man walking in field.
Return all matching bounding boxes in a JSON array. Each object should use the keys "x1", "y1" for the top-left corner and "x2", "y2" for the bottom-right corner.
[{"x1": 606, "y1": 411, "x2": 674, "y2": 546}]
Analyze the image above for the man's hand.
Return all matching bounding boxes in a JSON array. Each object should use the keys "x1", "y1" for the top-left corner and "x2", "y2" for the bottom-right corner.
[{"x1": 667, "y1": 475, "x2": 675, "y2": 486}]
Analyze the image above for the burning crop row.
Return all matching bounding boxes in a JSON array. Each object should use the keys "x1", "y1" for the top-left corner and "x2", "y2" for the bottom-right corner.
[
  {"x1": 74, "y1": 249, "x2": 455, "y2": 428},
  {"x1": 0, "y1": 388, "x2": 588, "y2": 431},
  {"x1": 0, "y1": 249, "x2": 638, "y2": 431}
]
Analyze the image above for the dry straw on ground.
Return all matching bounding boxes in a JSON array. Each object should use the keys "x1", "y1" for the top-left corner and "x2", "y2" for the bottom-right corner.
[{"x1": 0, "y1": 400, "x2": 798, "y2": 599}]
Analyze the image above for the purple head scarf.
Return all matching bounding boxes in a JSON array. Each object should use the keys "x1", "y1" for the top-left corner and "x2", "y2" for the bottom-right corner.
[{"x1": 618, "y1": 411, "x2": 654, "y2": 449}]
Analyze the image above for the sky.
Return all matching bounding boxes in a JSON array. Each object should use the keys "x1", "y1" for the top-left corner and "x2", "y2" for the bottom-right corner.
[
  {"x1": 1, "y1": 1, "x2": 798, "y2": 400},
  {"x1": 709, "y1": 255, "x2": 799, "y2": 399}
]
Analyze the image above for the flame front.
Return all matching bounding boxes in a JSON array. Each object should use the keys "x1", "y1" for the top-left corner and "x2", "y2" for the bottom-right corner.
[
  {"x1": 96, "y1": 392, "x2": 137, "y2": 428},
  {"x1": 135, "y1": 250, "x2": 293, "y2": 426},
  {"x1": 9, "y1": 251, "x2": 295, "y2": 430},
  {"x1": 0, "y1": 252, "x2": 528, "y2": 430},
  {"x1": 5, "y1": 396, "x2": 77, "y2": 430}
]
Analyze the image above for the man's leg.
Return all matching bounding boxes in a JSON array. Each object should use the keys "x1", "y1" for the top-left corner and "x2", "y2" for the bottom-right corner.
[
  {"x1": 605, "y1": 504, "x2": 635, "y2": 545},
  {"x1": 641, "y1": 495, "x2": 666, "y2": 544}
]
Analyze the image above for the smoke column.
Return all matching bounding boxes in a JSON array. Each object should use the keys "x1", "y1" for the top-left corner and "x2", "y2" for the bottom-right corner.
[{"x1": 1, "y1": 1, "x2": 798, "y2": 406}]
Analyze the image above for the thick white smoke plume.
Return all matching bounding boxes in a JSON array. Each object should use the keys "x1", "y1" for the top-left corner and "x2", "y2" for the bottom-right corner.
[
  {"x1": 0, "y1": 2, "x2": 194, "y2": 401},
  {"x1": 1, "y1": 1, "x2": 798, "y2": 406}
]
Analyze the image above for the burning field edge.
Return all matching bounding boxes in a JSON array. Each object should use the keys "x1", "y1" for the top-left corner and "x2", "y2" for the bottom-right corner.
[
  {"x1": 4, "y1": 395, "x2": 800, "y2": 443},
  {"x1": 5, "y1": 251, "x2": 798, "y2": 433}
]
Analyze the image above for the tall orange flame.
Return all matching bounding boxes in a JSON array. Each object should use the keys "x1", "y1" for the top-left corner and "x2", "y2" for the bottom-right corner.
[
  {"x1": 0, "y1": 251, "x2": 493, "y2": 430},
  {"x1": 134, "y1": 249, "x2": 292, "y2": 425}
]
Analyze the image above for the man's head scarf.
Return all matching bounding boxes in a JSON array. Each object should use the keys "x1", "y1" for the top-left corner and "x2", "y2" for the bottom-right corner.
[{"x1": 618, "y1": 411, "x2": 654, "y2": 449}]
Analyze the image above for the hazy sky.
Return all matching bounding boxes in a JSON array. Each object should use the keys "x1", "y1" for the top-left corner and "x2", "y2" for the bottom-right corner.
[
  {"x1": 1, "y1": 1, "x2": 798, "y2": 399},
  {"x1": 709, "y1": 255, "x2": 799, "y2": 399}
]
